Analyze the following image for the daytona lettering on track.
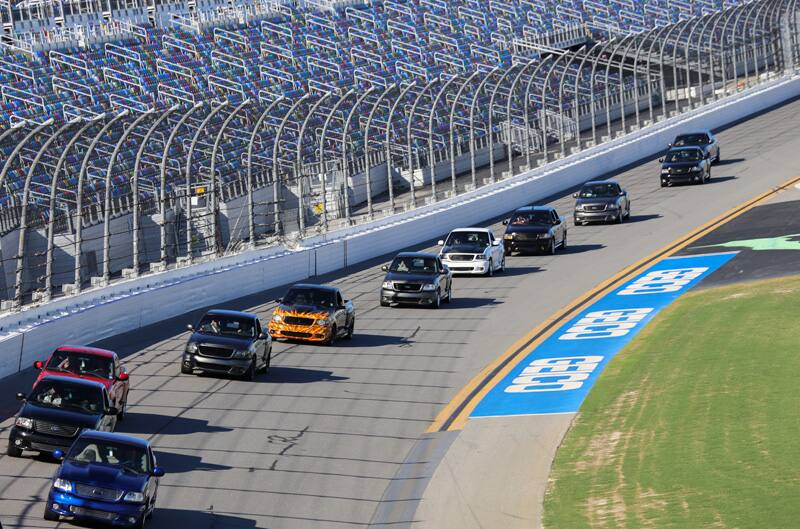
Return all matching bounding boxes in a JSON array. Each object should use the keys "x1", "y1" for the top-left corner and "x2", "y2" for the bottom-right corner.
[{"x1": 471, "y1": 252, "x2": 737, "y2": 417}]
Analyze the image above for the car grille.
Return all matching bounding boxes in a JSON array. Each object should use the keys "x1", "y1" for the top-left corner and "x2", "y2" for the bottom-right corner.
[
  {"x1": 449, "y1": 266, "x2": 474, "y2": 271},
  {"x1": 446, "y1": 254, "x2": 476, "y2": 262},
  {"x1": 282, "y1": 331, "x2": 312, "y2": 338},
  {"x1": 198, "y1": 345, "x2": 234, "y2": 358},
  {"x1": 283, "y1": 316, "x2": 315, "y2": 326},
  {"x1": 33, "y1": 420, "x2": 79, "y2": 438},
  {"x1": 74, "y1": 483, "x2": 124, "y2": 502},
  {"x1": 70, "y1": 506, "x2": 117, "y2": 521},
  {"x1": 393, "y1": 282, "x2": 423, "y2": 292},
  {"x1": 515, "y1": 233, "x2": 545, "y2": 241},
  {"x1": 670, "y1": 167, "x2": 689, "y2": 174},
  {"x1": 584, "y1": 204, "x2": 606, "y2": 212}
]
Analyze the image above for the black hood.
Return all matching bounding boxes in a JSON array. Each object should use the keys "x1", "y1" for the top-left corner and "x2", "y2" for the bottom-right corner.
[
  {"x1": 384, "y1": 271, "x2": 439, "y2": 283},
  {"x1": 188, "y1": 332, "x2": 255, "y2": 348},
  {"x1": 278, "y1": 303, "x2": 333, "y2": 315},
  {"x1": 575, "y1": 196, "x2": 618, "y2": 206},
  {"x1": 18, "y1": 402, "x2": 102, "y2": 429},
  {"x1": 662, "y1": 160, "x2": 703, "y2": 169},
  {"x1": 504, "y1": 224, "x2": 551, "y2": 235},
  {"x1": 442, "y1": 243, "x2": 488, "y2": 254}
]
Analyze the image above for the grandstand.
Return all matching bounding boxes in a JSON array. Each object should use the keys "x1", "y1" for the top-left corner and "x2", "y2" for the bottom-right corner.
[{"x1": 0, "y1": 0, "x2": 791, "y2": 306}]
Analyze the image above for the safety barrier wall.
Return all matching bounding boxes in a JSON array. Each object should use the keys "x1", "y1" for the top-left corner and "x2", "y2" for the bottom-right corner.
[{"x1": 0, "y1": 73, "x2": 798, "y2": 379}]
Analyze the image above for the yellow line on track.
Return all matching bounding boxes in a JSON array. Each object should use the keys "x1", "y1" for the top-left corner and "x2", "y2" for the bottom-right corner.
[{"x1": 427, "y1": 175, "x2": 800, "y2": 433}]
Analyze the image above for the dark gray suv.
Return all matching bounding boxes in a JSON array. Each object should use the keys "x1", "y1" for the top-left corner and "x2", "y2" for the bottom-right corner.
[{"x1": 573, "y1": 181, "x2": 631, "y2": 225}]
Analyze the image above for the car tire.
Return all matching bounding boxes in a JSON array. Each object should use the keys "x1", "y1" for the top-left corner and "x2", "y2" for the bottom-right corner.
[
  {"x1": 44, "y1": 506, "x2": 59, "y2": 521},
  {"x1": 326, "y1": 326, "x2": 337, "y2": 346},
  {"x1": 562, "y1": 232, "x2": 567, "y2": 249},
  {"x1": 380, "y1": 300, "x2": 390, "y2": 307},
  {"x1": 486, "y1": 261, "x2": 494, "y2": 277},
  {"x1": 7, "y1": 442, "x2": 22, "y2": 458},
  {"x1": 345, "y1": 318, "x2": 355, "y2": 339},
  {"x1": 180, "y1": 364, "x2": 193, "y2": 375},
  {"x1": 431, "y1": 292, "x2": 441, "y2": 309},
  {"x1": 498, "y1": 256, "x2": 505, "y2": 273},
  {"x1": 243, "y1": 359, "x2": 256, "y2": 381},
  {"x1": 444, "y1": 284, "x2": 452, "y2": 303},
  {"x1": 549, "y1": 239, "x2": 556, "y2": 255},
  {"x1": 117, "y1": 400, "x2": 126, "y2": 422},
  {"x1": 262, "y1": 349, "x2": 271, "y2": 373}
]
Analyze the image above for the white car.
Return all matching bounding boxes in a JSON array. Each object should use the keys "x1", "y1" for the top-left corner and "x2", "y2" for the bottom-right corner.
[{"x1": 437, "y1": 227, "x2": 505, "y2": 276}]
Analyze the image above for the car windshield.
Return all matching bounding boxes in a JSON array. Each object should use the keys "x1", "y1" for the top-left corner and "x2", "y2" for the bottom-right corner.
[
  {"x1": 68, "y1": 438, "x2": 150, "y2": 474},
  {"x1": 510, "y1": 211, "x2": 552, "y2": 225},
  {"x1": 444, "y1": 231, "x2": 490, "y2": 247},
  {"x1": 389, "y1": 256, "x2": 438, "y2": 274},
  {"x1": 29, "y1": 380, "x2": 104, "y2": 415},
  {"x1": 665, "y1": 149, "x2": 703, "y2": 162},
  {"x1": 46, "y1": 350, "x2": 113, "y2": 379},
  {"x1": 197, "y1": 314, "x2": 255, "y2": 337},
  {"x1": 579, "y1": 184, "x2": 619, "y2": 198},
  {"x1": 673, "y1": 134, "x2": 708, "y2": 146},
  {"x1": 282, "y1": 288, "x2": 336, "y2": 308}
]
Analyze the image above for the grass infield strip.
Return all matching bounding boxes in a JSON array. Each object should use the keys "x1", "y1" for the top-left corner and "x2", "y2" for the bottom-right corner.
[{"x1": 542, "y1": 275, "x2": 800, "y2": 529}]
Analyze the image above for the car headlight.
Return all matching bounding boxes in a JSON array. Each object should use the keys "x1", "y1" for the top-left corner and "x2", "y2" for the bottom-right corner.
[
  {"x1": 538, "y1": 233, "x2": 552, "y2": 239},
  {"x1": 503, "y1": 233, "x2": 514, "y2": 240},
  {"x1": 231, "y1": 348, "x2": 253, "y2": 359},
  {"x1": 53, "y1": 478, "x2": 72, "y2": 493},
  {"x1": 123, "y1": 491, "x2": 145, "y2": 503},
  {"x1": 575, "y1": 204, "x2": 584, "y2": 211},
  {"x1": 661, "y1": 169, "x2": 670, "y2": 174},
  {"x1": 315, "y1": 318, "x2": 331, "y2": 326},
  {"x1": 607, "y1": 204, "x2": 619, "y2": 210},
  {"x1": 272, "y1": 314, "x2": 283, "y2": 322},
  {"x1": 421, "y1": 284, "x2": 437, "y2": 291},
  {"x1": 15, "y1": 417, "x2": 32, "y2": 430},
  {"x1": 381, "y1": 281, "x2": 393, "y2": 289},
  {"x1": 185, "y1": 342, "x2": 198, "y2": 354},
  {"x1": 690, "y1": 166, "x2": 701, "y2": 172}
]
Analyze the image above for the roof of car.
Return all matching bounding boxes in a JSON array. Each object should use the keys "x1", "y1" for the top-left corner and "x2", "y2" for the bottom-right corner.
[
  {"x1": 55, "y1": 345, "x2": 116, "y2": 358},
  {"x1": 666, "y1": 146, "x2": 704, "y2": 152},
  {"x1": 288, "y1": 283, "x2": 338, "y2": 292},
  {"x1": 582, "y1": 180, "x2": 618, "y2": 187},
  {"x1": 513, "y1": 205, "x2": 555, "y2": 213},
  {"x1": 394, "y1": 252, "x2": 439, "y2": 258},
  {"x1": 39, "y1": 374, "x2": 107, "y2": 390},
  {"x1": 205, "y1": 309, "x2": 259, "y2": 319},
  {"x1": 78, "y1": 430, "x2": 150, "y2": 448},
  {"x1": 450, "y1": 227, "x2": 492, "y2": 233},
  {"x1": 675, "y1": 130, "x2": 712, "y2": 136}
]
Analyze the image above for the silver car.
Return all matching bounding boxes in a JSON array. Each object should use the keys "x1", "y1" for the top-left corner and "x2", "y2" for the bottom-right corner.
[{"x1": 573, "y1": 181, "x2": 631, "y2": 225}]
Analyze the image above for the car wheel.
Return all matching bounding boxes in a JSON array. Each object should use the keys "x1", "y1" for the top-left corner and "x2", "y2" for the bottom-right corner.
[
  {"x1": 7, "y1": 442, "x2": 22, "y2": 458},
  {"x1": 243, "y1": 359, "x2": 256, "y2": 381},
  {"x1": 180, "y1": 364, "x2": 193, "y2": 375},
  {"x1": 326, "y1": 325, "x2": 337, "y2": 346},
  {"x1": 549, "y1": 239, "x2": 556, "y2": 255},
  {"x1": 562, "y1": 231, "x2": 567, "y2": 249},
  {"x1": 487, "y1": 261, "x2": 494, "y2": 277},
  {"x1": 431, "y1": 292, "x2": 441, "y2": 309},
  {"x1": 117, "y1": 400, "x2": 126, "y2": 422},
  {"x1": 345, "y1": 318, "x2": 355, "y2": 339},
  {"x1": 44, "y1": 506, "x2": 59, "y2": 521},
  {"x1": 499, "y1": 256, "x2": 505, "y2": 272},
  {"x1": 262, "y1": 349, "x2": 271, "y2": 373},
  {"x1": 444, "y1": 283, "x2": 452, "y2": 303},
  {"x1": 380, "y1": 300, "x2": 390, "y2": 307}
]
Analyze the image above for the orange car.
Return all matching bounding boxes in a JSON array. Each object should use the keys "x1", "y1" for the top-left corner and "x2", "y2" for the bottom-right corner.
[{"x1": 269, "y1": 284, "x2": 355, "y2": 345}]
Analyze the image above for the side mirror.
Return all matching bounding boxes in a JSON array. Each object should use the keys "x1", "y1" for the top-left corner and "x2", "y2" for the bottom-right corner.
[
  {"x1": 52, "y1": 449, "x2": 64, "y2": 460},
  {"x1": 667, "y1": 143, "x2": 672, "y2": 148},
  {"x1": 381, "y1": 265, "x2": 389, "y2": 272},
  {"x1": 275, "y1": 298, "x2": 282, "y2": 304},
  {"x1": 437, "y1": 240, "x2": 444, "y2": 246},
  {"x1": 16, "y1": 392, "x2": 26, "y2": 401},
  {"x1": 572, "y1": 192, "x2": 578, "y2": 198},
  {"x1": 116, "y1": 372, "x2": 129, "y2": 382},
  {"x1": 186, "y1": 324, "x2": 194, "y2": 332},
  {"x1": 33, "y1": 360, "x2": 44, "y2": 370},
  {"x1": 492, "y1": 240, "x2": 500, "y2": 246},
  {"x1": 440, "y1": 268, "x2": 449, "y2": 275},
  {"x1": 553, "y1": 219, "x2": 560, "y2": 225},
  {"x1": 106, "y1": 407, "x2": 119, "y2": 416},
  {"x1": 501, "y1": 219, "x2": 509, "y2": 225},
  {"x1": 658, "y1": 157, "x2": 664, "y2": 163},
  {"x1": 151, "y1": 467, "x2": 165, "y2": 477},
  {"x1": 619, "y1": 191, "x2": 626, "y2": 196},
  {"x1": 344, "y1": 299, "x2": 351, "y2": 303}
]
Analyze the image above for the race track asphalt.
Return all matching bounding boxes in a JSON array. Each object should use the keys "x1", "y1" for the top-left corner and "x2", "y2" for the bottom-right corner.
[{"x1": 2, "y1": 95, "x2": 800, "y2": 529}]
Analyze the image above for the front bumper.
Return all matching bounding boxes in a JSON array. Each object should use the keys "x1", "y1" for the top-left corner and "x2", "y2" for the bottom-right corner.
[
  {"x1": 574, "y1": 210, "x2": 620, "y2": 223},
  {"x1": 504, "y1": 238, "x2": 551, "y2": 253},
  {"x1": 47, "y1": 489, "x2": 147, "y2": 527},
  {"x1": 441, "y1": 258, "x2": 490, "y2": 274},
  {"x1": 380, "y1": 288, "x2": 438, "y2": 305},
  {"x1": 182, "y1": 354, "x2": 253, "y2": 375},
  {"x1": 268, "y1": 321, "x2": 333, "y2": 342},
  {"x1": 661, "y1": 172, "x2": 703, "y2": 184},
  {"x1": 9, "y1": 426, "x2": 76, "y2": 454}
]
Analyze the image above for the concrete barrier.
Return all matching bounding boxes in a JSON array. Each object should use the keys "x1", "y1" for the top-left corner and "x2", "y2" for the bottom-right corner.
[{"x1": 0, "y1": 74, "x2": 798, "y2": 378}]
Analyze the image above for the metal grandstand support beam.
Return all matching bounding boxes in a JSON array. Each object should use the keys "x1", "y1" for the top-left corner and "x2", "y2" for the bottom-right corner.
[
  {"x1": 428, "y1": 75, "x2": 461, "y2": 200},
  {"x1": 385, "y1": 82, "x2": 416, "y2": 213},
  {"x1": 75, "y1": 110, "x2": 129, "y2": 294},
  {"x1": 632, "y1": 28, "x2": 659, "y2": 129},
  {"x1": 246, "y1": 96, "x2": 285, "y2": 246},
  {"x1": 505, "y1": 61, "x2": 539, "y2": 170},
  {"x1": 14, "y1": 118, "x2": 80, "y2": 306},
  {"x1": 749, "y1": 0, "x2": 767, "y2": 81},
  {"x1": 672, "y1": 19, "x2": 696, "y2": 114},
  {"x1": 160, "y1": 102, "x2": 203, "y2": 267},
  {"x1": 210, "y1": 98, "x2": 251, "y2": 256},
  {"x1": 659, "y1": 20, "x2": 690, "y2": 121},
  {"x1": 448, "y1": 72, "x2": 480, "y2": 189},
  {"x1": 273, "y1": 93, "x2": 311, "y2": 235},
  {"x1": 103, "y1": 108, "x2": 155, "y2": 284},
  {"x1": 618, "y1": 35, "x2": 641, "y2": 133},
  {"x1": 470, "y1": 66, "x2": 501, "y2": 185},
  {"x1": 364, "y1": 84, "x2": 397, "y2": 219},
  {"x1": 132, "y1": 105, "x2": 180, "y2": 277},
  {"x1": 44, "y1": 118, "x2": 99, "y2": 301},
  {"x1": 694, "y1": 14, "x2": 720, "y2": 108},
  {"x1": 320, "y1": 89, "x2": 355, "y2": 231},
  {"x1": 646, "y1": 24, "x2": 673, "y2": 124},
  {"x1": 605, "y1": 35, "x2": 634, "y2": 139},
  {"x1": 575, "y1": 42, "x2": 604, "y2": 148},
  {"x1": 488, "y1": 65, "x2": 523, "y2": 182},
  {"x1": 717, "y1": 7, "x2": 740, "y2": 100},
  {"x1": 590, "y1": 37, "x2": 617, "y2": 144},
  {"x1": 732, "y1": 3, "x2": 753, "y2": 92},
  {"x1": 342, "y1": 87, "x2": 378, "y2": 222},
  {"x1": 0, "y1": 118, "x2": 53, "y2": 212},
  {"x1": 297, "y1": 91, "x2": 335, "y2": 232},
  {"x1": 523, "y1": 58, "x2": 554, "y2": 165},
  {"x1": 542, "y1": 53, "x2": 571, "y2": 162},
  {"x1": 407, "y1": 79, "x2": 438, "y2": 207},
  {"x1": 186, "y1": 100, "x2": 229, "y2": 263},
  {"x1": 0, "y1": 120, "x2": 26, "y2": 149},
  {"x1": 558, "y1": 47, "x2": 585, "y2": 157}
]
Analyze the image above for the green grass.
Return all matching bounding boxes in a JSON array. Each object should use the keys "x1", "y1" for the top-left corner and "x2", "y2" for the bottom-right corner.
[{"x1": 542, "y1": 276, "x2": 800, "y2": 529}]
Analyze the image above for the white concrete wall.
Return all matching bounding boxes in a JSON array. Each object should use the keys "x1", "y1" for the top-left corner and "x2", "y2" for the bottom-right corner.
[{"x1": 0, "y1": 74, "x2": 797, "y2": 378}]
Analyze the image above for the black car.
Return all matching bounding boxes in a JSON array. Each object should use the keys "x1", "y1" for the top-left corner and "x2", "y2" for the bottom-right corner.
[
  {"x1": 659, "y1": 146, "x2": 711, "y2": 187},
  {"x1": 669, "y1": 130, "x2": 720, "y2": 163},
  {"x1": 380, "y1": 252, "x2": 453, "y2": 309},
  {"x1": 182, "y1": 309, "x2": 272, "y2": 380},
  {"x1": 573, "y1": 181, "x2": 630, "y2": 225},
  {"x1": 502, "y1": 206, "x2": 567, "y2": 254},
  {"x1": 7, "y1": 376, "x2": 118, "y2": 458}
]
